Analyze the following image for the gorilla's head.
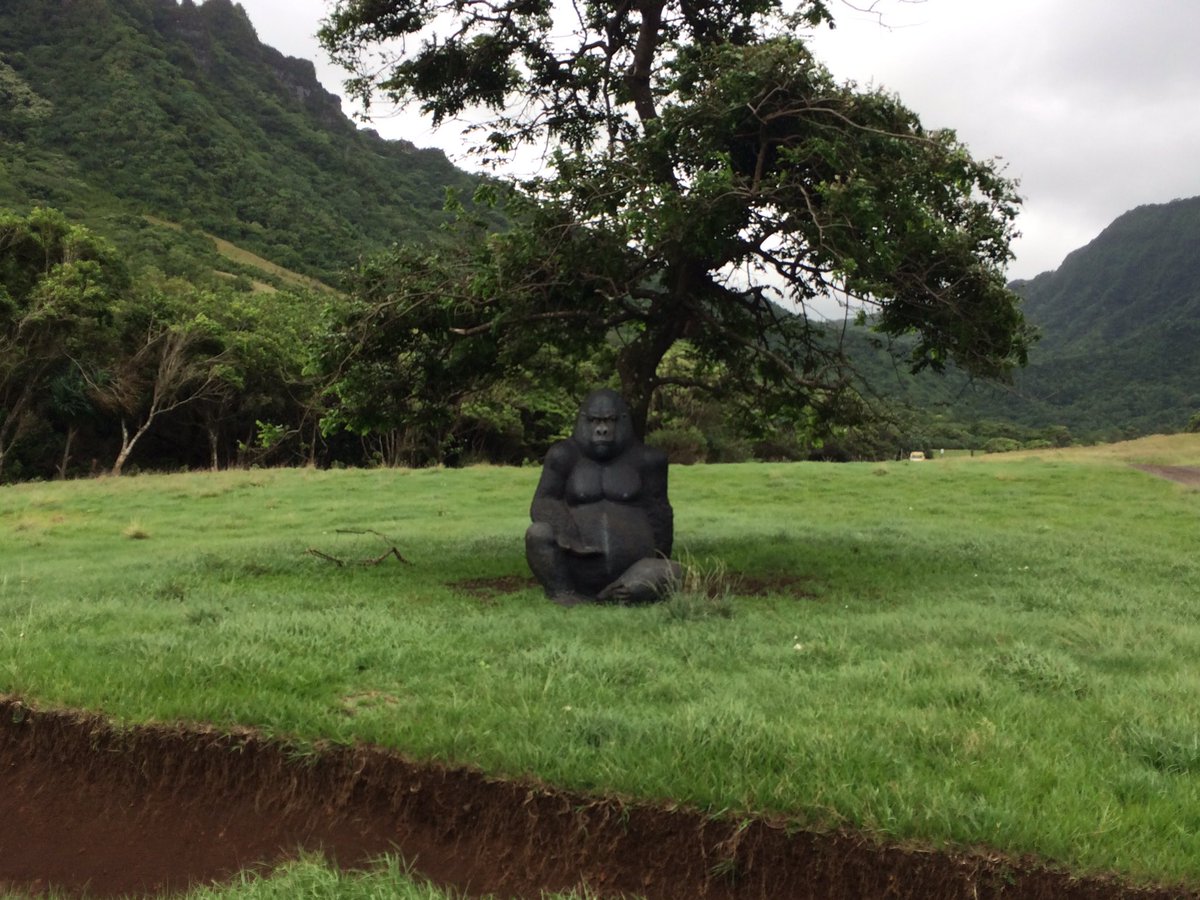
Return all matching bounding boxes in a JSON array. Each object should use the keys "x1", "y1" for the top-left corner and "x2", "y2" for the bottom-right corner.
[{"x1": 573, "y1": 389, "x2": 634, "y2": 461}]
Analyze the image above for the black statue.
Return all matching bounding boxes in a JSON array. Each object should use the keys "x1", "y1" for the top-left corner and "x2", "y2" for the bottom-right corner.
[{"x1": 526, "y1": 389, "x2": 680, "y2": 605}]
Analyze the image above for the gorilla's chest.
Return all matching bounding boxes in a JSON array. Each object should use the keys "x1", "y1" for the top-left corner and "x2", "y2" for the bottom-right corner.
[{"x1": 566, "y1": 456, "x2": 641, "y2": 505}]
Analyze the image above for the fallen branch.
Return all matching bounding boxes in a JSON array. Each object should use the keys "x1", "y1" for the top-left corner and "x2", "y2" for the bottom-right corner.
[
  {"x1": 305, "y1": 529, "x2": 414, "y2": 567},
  {"x1": 366, "y1": 547, "x2": 412, "y2": 566},
  {"x1": 305, "y1": 548, "x2": 345, "y2": 567}
]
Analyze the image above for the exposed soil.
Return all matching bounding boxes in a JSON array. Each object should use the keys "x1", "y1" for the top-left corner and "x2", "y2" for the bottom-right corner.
[
  {"x1": 450, "y1": 575, "x2": 539, "y2": 601},
  {"x1": 3, "y1": 698, "x2": 1196, "y2": 899},
  {"x1": 1132, "y1": 464, "x2": 1200, "y2": 487},
  {"x1": 724, "y1": 573, "x2": 818, "y2": 599},
  {"x1": 448, "y1": 573, "x2": 816, "y2": 601}
]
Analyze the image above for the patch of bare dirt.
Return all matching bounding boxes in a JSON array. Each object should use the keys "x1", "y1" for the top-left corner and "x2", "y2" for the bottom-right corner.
[
  {"x1": 449, "y1": 573, "x2": 816, "y2": 601},
  {"x1": 2, "y1": 698, "x2": 1195, "y2": 899},
  {"x1": 449, "y1": 574, "x2": 539, "y2": 600},
  {"x1": 1133, "y1": 464, "x2": 1200, "y2": 487},
  {"x1": 725, "y1": 573, "x2": 817, "y2": 599}
]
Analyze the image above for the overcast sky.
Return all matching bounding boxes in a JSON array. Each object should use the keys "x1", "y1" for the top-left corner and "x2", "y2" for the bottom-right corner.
[{"x1": 234, "y1": 0, "x2": 1200, "y2": 281}]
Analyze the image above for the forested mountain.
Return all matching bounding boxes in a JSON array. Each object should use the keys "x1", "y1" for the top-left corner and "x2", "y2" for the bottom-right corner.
[
  {"x1": 0, "y1": 0, "x2": 481, "y2": 282},
  {"x1": 1016, "y1": 197, "x2": 1200, "y2": 353},
  {"x1": 845, "y1": 196, "x2": 1200, "y2": 446},
  {"x1": 0, "y1": 0, "x2": 498, "y2": 482},
  {"x1": 984, "y1": 196, "x2": 1200, "y2": 436}
]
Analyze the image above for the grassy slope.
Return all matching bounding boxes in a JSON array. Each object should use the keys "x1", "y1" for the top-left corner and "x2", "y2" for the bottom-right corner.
[
  {"x1": 2, "y1": 434, "x2": 1200, "y2": 888},
  {"x1": 143, "y1": 214, "x2": 336, "y2": 294}
]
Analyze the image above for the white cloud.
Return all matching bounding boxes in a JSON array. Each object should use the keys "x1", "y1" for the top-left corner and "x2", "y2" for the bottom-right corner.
[{"x1": 805, "y1": 0, "x2": 1200, "y2": 277}]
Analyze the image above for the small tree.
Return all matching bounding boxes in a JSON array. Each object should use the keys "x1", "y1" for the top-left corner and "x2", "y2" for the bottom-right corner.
[{"x1": 79, "y1": 283, "x2": 233, "y2": 476}]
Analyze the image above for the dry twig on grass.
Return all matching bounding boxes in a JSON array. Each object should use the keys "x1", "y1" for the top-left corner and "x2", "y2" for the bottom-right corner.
[{"x1": 305, "y1": 529, "x2": 413, "y2": 567}]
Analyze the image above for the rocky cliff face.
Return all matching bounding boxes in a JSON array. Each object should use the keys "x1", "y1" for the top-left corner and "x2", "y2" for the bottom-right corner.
[{"x1": 151, "y1": 0, "x2": 350, "y2": 130}]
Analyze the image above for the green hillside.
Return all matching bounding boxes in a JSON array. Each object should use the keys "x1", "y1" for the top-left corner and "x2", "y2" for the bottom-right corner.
[
  {"x1": 0, "y1": 0, "x2": 482, "y2": 284},
  {"x1": 1015, "y1": 197, "x2": 1200, "y2": 352},
  {"x1": 845, "y1": 196, "x2": 1200, "y2": 445},
  {"x1": 990, "y1": 197, "x2": 1200, "y2": 436}
]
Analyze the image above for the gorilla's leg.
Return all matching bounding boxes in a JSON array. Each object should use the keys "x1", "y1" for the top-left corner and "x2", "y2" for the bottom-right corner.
[
  {"x1": 597, "y1": 557, "x2": 682, "y2": 604},
  {"x1": 525, "y1": 522, "x2": 590, "y2": 606}
]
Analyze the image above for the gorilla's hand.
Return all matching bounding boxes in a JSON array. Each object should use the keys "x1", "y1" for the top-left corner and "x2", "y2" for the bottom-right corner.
[
  {"x1": 596, "y1": 580, "x2": 631, "y2": 602},
  {"x1": 556, "y1": 532, "x2": 602, "y2": 556}
]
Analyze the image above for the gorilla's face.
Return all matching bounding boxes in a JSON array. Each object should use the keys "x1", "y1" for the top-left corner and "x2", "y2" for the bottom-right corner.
[{"x1": 573, "y1": 389, "x2": 633, "y2": 461}]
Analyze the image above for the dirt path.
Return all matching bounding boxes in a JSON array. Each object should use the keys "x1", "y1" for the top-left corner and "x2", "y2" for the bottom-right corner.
[
  {"x1": 1132, "y1": 464, "x2": 1200, "y2": 486},
  {"x1": 2, "y1": 699, "x2": 1194, "y2": 899}
]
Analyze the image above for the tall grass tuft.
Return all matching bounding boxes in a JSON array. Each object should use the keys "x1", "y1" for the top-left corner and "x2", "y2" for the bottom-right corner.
[{"x1": 661, "y1": 552, "x2": 734, "y2": 620}]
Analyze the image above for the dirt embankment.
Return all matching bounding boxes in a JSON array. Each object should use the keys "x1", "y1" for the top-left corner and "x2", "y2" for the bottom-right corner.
[{"x1": 1, "y1": 698, "x2": 1194, "y2": 900}]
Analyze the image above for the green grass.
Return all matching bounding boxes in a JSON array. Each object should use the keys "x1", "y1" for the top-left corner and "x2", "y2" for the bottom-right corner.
[
  {"x1": 0, "y1": 854, "x2": 599, "y2": 899},
  {"x1": 183, "y1": 855, "x2": 600, "y2": 900},
  {"x1": 3, "y1": 439, "x2": 1200, "y2": 888}
]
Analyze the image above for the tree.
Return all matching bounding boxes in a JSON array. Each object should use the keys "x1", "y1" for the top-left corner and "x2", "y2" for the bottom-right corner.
[
  {"x1": 320, "y1": 0, "x2": 1031, "y2": 437},
  {"x1": 0, "y1": 208, "x2": 126, "y2": 479},
  {"x1": 187, "y1": 284, "x2": 334, "y2": 470},
  {"x1": 78, "y1": 282, "x2": 235, "y2": 476}
]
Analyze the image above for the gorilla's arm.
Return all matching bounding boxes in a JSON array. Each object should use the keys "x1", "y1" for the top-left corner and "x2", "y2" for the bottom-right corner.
[
  {"x1": 530, "y1": 441, "x2": 595, "y2": 554},
  {"x1": 640, "y1": 447, "x2": 673, "y2": 558}
]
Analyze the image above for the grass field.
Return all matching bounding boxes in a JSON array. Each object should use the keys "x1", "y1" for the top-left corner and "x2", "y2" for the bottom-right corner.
[{"x1": 3, "y1": 434, "x2": 1200, "y2": 893}]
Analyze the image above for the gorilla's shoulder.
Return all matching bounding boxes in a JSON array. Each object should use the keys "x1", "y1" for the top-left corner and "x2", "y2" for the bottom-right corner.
[
  {"x1": 641, "y1": 445, "x2": 669, "y2": 469},
  {"x1": 543, "y1": 439, "x2": 581, "y2": 469}
]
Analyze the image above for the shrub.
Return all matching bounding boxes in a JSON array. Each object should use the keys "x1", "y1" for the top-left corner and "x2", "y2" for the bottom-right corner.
[
  {"x1": 983, "y1": 437, "x2": 1021, "y2": 454},
  {"x1": 646, "y1": 425, "x2": 707, "y2": 465},
  {"x1": 706, "y1": 434, "x2": 753, "y2": 463}
]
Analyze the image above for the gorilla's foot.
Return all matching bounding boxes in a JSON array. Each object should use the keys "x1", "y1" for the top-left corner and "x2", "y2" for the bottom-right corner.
[{"x1": 597, "y1": 558, "x2": 682, "y2": 604}]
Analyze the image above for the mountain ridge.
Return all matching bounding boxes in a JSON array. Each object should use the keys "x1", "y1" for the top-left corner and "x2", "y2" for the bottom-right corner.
[
  {"x1": 0, "y1": 0, "x2": 483, "y2": 283},
  {"x1": 1013, "y1": 195, "x2": 1200, "y2": 353}
]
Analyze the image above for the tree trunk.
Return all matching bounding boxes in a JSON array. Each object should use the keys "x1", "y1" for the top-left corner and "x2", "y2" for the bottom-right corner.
[
  {"x1": 208, "y1": 426, "x2": 220, "y2": 472},
  {"x1": 618, "y1": 328, "x2": 678, "y2": 439},
  {"x1": 57, "y1": 426, "x2": 77, "y2": 480},
  {"x1": 112, "y1": 417, "x2": 154, "y2": 476},
  {"x1": 617, "y1": 265, "x2": 698, "y2": 438},
  {"x1": 0, "y1": 388, "x2": 35, "y2": 481}
]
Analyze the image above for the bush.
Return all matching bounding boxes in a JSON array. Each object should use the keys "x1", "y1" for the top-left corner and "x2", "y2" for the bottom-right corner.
[
  {"x1": 646, "y1": 425, "x2": 707, "y2": 465},
  {"x1": 706, "y1": 434, "x2": 753, "y2": 463},
  {"x1": 983, "y1": 437, "x2": 1021, "y2": 454}
]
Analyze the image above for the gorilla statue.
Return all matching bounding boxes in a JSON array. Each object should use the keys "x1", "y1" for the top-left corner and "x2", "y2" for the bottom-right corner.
[{"x1": 525, "y1": 389, "x2": 680, "y2": 605}]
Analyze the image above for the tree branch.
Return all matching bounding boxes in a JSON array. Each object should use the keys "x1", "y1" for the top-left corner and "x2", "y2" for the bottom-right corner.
[{"x1": 625, "y1": 1, "x2": 664, "y2": 123}]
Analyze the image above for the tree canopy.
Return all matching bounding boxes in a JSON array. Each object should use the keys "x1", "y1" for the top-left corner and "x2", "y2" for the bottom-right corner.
[
  {"x1": 0, "y1": 208, "x2": 128, "y2": 476},
  {"x1": 320, "y1": 0, "x2": 1032, "y2": 437}
]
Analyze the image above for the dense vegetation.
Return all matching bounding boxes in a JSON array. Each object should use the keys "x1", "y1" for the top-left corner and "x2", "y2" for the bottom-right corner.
[
  {"x1": 0, "y1": 207, "x2": 332, "y2": 482},
  {"x1": 1, "y1": 0, "x2": 1196, "y2": 483}
]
